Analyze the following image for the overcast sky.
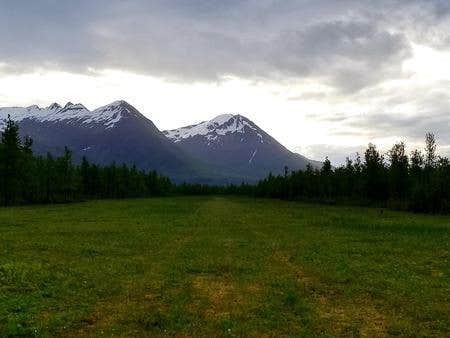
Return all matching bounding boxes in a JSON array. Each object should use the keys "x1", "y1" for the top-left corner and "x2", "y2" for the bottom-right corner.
[{"x1": 1, "y1": 0, "x2": 450, "y2": 164}]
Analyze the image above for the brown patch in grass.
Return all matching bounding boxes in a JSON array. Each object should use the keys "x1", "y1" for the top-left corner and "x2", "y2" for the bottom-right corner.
[
  {"x1": 63, "y1": 299, "x2": 133, "y2": 336},
  {"x1": 273, "y1": 250, "x2": 315, "y2": 288},
  {"x1": 189, "y1": 276, "x2": 262, "y2": 320},
  {"x1": 318, "y1": 298, "x2": 387, "y2": 337},
  {"x1": 431, "y1": 269, "x2": 444, "y2": 278},
  {"x1": 273, "y1": 250, "x2": 387, "y2": 337},
  {"x1": 190, "y1": 276, "x2": 234, "y2": 319},
  {"x1": 59, "y1": 290, "x2": 166, "y2": 337},
  {"x1": 192, "y1": 276, "x2": 232, "y2": 307}
]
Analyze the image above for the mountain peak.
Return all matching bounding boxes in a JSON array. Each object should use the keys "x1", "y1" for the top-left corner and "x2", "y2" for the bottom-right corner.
[
  {"x1": 108, "y1": 100, "x2": 129, "y2": 106},
  {"x1": 47, "y1": 103, "x2": 61, "y2": 110},
  {"x1": 91, "y1": 100, "x2": 142, "y2": 128},
  {"x1": 210, "y1": 114, "x2": 235, "y2": 124},
  {"x1": 94, "y1": 100, "x2": 140, "y2": 116},
  {"x1": 164, "y1": 113, "x2": 263, "y2": 144},
  {"x1": 209, "y1": 114, "x2": 251, "y2": 126}
]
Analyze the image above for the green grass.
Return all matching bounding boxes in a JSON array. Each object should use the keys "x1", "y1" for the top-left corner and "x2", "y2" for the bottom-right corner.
[{"x1": 0, "y1": 197, "x2": 448, "y2": 337}]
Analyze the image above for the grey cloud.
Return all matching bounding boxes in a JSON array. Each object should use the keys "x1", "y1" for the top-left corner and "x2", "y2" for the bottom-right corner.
[
  {"x1": 288, "y1": 92, "x2": 329, "y2": 101},
  {"x1": 349, "y1": 110, "x2": 450, "y2": 143},
  {"x1": 373, "y1": 0, "x2": 450, "y2": 49},
  {"x1": 329, "y1": 86, "x2": 450, "y2": 147},
  {"x1": 296, "y1": 144, "x2": 366, "y2": 165},
  {"x1": 0, "y1": 0, "x2": 426, "y2": 92},
  {"x1": 297, "y1": 81, "x2": 450, "y2": 159},
  {"x1": 304, "y1": 112, "x2": 352, "y2": 123},
  {"x1": 270, "y1": 21, "x2": 410, "y2": 91},
  {"x1": 5, "y1": 0, "x2": 450, "y2": 160}
]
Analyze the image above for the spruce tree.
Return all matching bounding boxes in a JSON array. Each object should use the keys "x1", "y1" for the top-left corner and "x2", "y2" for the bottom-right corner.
[
  {"x1": 363, "y1": 144, "x2": 387, "y2": 202},
  {"x1": 388, "y1": 142, "x2": 409, "y2": 200},
  {"x1": 0, "y1": 116, "x2": 21, "y2": 205},
  {"x1": 21, "y1": 135, "x2": 36, "y2": 202},
  {"x1": 425, "y1": 133, "x2": 437, "y2": 170},
  {"x1": 60, "y1": 147, "x2": 74, "y2": 201},
  {"x1": 80, "y1": 156, "x2": 90, "y2": 196}
]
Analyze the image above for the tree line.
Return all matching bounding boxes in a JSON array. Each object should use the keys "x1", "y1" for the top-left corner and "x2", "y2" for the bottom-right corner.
[
  {"x1": 2, "y1": 115, "x2": 450, "y2": 213},
  {"x1": 0, "y1": 116, "x2": 171, "y2": 205},
  {"x1": 255, "y1": 133, "x2": 450, "y2": 213}
]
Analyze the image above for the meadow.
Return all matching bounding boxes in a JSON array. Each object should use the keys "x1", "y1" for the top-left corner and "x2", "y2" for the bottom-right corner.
[{"x1": 0, "y1": 196, "x2": 448, "y2": 337}]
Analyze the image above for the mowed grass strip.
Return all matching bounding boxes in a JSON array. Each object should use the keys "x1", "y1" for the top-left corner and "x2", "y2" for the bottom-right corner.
[{"x1": 0, "y1": 197, "x2": 448, "y2": 336}]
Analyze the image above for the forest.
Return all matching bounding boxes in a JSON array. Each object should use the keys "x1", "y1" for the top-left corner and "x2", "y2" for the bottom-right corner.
[
  {"x1": 255, "y1": 133, "x2": 449, "y2": 213},
  {"x1": 0, "y1": 116, "x2": 172, "y2": 205},
  {"x1": 1, "y1": 115, "x2": 449, "y2": 213}
]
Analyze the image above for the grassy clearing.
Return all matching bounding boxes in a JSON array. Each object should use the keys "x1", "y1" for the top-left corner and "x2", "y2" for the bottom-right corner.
[{"x1": 0, "y1": 196, "x2": 448, "y2": 336}]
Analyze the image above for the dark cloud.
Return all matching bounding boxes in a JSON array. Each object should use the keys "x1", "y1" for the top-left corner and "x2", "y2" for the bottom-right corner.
[
  {"x1": 270, "y1": 20, "x2": 410, "y2": 91},
  {"x1": 0, "y1": 0, "x2": 437, "y2": 92}
]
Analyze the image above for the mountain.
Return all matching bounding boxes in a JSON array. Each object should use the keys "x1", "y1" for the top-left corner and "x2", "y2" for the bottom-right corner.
[
  {"x1": 0, "y1": 102, "x2": 320, "y2": 183},
  {"x1": 163, "y1": 114, "x2": 321, "y2": 181},
  {"x1": 0, "y1": 101, "x2": 201, "y2": 181}
]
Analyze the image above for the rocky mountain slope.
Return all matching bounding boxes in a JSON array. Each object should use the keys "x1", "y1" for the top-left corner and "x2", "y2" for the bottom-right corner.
[{"x1": 164, "y1": 114, "x2": 320, "y2": 181}]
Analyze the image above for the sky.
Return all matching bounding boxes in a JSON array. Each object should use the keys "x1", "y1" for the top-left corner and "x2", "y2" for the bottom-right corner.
[{"x1": 1, "y1": 0, "x2": 450, "y2": 164}]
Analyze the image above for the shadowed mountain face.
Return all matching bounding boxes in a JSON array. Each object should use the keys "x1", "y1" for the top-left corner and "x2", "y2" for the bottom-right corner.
[
  {"x1": 164, "y1": 114, "x2": 321, "y2": 181},
  {"x1": 0, "y1": 101, "x2": 320, "y2": 183},
  {"x1": 0, "y1": 101, "x2": 202, "y2": 182}
]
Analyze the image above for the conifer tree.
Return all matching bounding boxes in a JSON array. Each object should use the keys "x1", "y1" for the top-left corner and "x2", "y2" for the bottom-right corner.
[
  {"x1": 425, "y1": 133, "x2": 437, "y2": 170},
  {"x1": 363, "y1": 144, "x2": 387, "y2": 201},
  {"x1": 0, "y1": 116, "x2": 21, "y2": 205},
  {"x1": 388, "y1": 142, "x2": 409, "y2": 199},
  {"x1": 21, "y1": 135, "x2": 36, "y2": 202}
]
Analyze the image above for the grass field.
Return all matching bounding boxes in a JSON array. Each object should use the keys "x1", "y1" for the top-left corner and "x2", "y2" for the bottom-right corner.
[{"x1": 0, "y1": 197, "x2": 449, "y2": 337}]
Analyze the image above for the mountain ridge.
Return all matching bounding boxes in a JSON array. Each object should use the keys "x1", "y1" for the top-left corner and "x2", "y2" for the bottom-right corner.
[
  {"x1": 1, "y1": 101, "x2": 321, "y2": 183},
  {"x1": 0, "y1": 100, "x2": 144, "y2": 130},
  {"x1": 0, "y1": 101, "x2": 206, "y2": 182}
]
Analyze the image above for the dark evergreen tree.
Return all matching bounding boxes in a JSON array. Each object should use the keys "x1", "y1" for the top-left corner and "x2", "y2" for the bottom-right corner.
[
  {"x1": 20, "y1": 135, "x2": 36, "y2": 203},
  {"x1": 0, "y1": 116, "x2": 21, "y2": 205},
  {"x1": 425, "y1": 133, "x2": 437, "y2": 170},
  {"x1": 363, "y1": 144, "x2": 387, "y2": 202},
  {"x1": 80, "y1": 156, "x2": 90, "y2": 197},
  {"x1": 388, "y1": 142, "x2": 409, "y2": 200}
]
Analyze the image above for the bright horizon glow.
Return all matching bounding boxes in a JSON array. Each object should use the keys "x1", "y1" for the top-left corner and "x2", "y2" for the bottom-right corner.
[{"x1": 1, "y1": 43, "x2": 450, "y2": 164}]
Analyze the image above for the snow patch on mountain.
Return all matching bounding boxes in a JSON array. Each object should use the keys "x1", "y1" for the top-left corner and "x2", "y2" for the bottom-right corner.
[
  {"x1": 0, "y1": 100, "x2": 137, "y2": 130},
  {"x1": 249, "y1": 149, "x2": 258, "y2": 163},
  {"x1": 89, "y1": 100, "x2": 141, "y2": 128},
  {"x1": 164, "y1": 114, "x2": 264, "y2": 144}
]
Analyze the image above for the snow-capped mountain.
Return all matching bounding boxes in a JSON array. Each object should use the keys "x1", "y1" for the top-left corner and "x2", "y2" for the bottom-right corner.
[
  {"x1": 165, "y1": 114, "x2": 265, "y2": 145},
  {"x1": 0, "y1": 101, "x2": 200, "y2": 182},
  {"x1": 164, "y1": 114, "x2": 320, "y2": 181},
  {"x1": 0, "y1": 100, "x2": 140, "y2": 130},
  {"x1": 1, "y1": 102, "x2": 320, "y2": 183}
]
